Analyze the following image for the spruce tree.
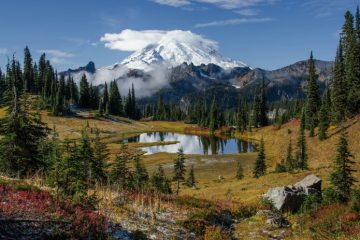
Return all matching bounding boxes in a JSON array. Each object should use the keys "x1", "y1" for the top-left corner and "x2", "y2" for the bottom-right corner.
[
  {"x1": 285, "y1": 139, "x2": 296, "y2": 172},
  {"x1": 259, "y1": 80, "x2": 268, "y2": 127},
  {"x1": 79, "y1": 74, "x2": 90, "y2": 108},
  {"x1": 150, "y1": 164, "x2": 172, "y2": 194},
  {"x1": 209, "y1": 97, "x2": 218, "y2": 132},
  {"x1": 236, "y1": 161, "x2": 244, "y2": 180},
  {"x1": 186, "y1": 165, "x2": 196, "y2": 187},
  {"x1": 330, "y1": 129, "x2": 356, "y2": 202},
  {"x1": 111, "y1": 143, "x2": 131, "y2": 189},
  {"x1": 318, "y1": 96, "x2": 330, "y2": 140},
  {"x1": 23, "y1": 46, "x2": 34, "y2": 92},
  {"x1": 173, "y1": 148, "x2": 186, "y2": 194},
  {"x1": 103, "y1": 82, "x2": 109, "y2": 111},
  {"x1": 251, "y1": 88, "x2": 261, "y2": 128},
  {"x1": 92, "y1": 129, "x2": 108, "y2": 184},
  {"x1": 0, "y1": 85, "x2": 49, "y2": 177},
  {"x1": 343, "y1": 11, "x2": 360, "y2": 115},
  {"x1": 77, "y1": 128, "x2": 95, "y2": 187},
  {"x1": 253, "y1": 138, "x2": 266, "y2": 178},
  {"x1": 132, "y1": 154, "x2": 149, "y2": 190},
  {"x1": 296, "y1": 110, "x2": 308, "y2": 170},
  {"x1": 332, "y1": 40, "x2": 347, "y2": 123},
  {"x1": 108, "y1": 80, "x2": 123, "y2": 116},
  {"x1": 305, "y1": 52, "x2": 321, "y2": 136}
]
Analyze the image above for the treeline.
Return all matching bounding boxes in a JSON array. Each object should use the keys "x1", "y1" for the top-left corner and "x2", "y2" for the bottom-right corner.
[{"x1": 0, "y1": 47, "x2": 141, "y2": 120}]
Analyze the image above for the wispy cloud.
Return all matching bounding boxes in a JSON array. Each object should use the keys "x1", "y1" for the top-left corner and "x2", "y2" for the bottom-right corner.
[
  {"x1": 302, "y1": 0, "x2": 355, "y2": 18},
  {"x1": 196, "y1": 0, "x2": 277, "y2": 10},
  {"x1": 151, "y1": 0, "x2": 277, "y2": 9},
  {"x1": 235, "y1": 8, "x2": 258, "y2": 16},
  {"x1": 38, "y1": 49, "x2": 74, "y2": 65},
  {"x1": 151, "y1": 0, "x2": 191, "y2": 7},
  {"x1": 0, "y1": 48, "x2": 8, "y2": 55},
  {"x1": 194, "y1": 17, "x2": 273, "y2": 27}
]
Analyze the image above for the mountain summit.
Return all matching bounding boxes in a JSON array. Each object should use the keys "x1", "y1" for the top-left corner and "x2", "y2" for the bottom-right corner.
[{"x1": 120, "y1": 30, "x2": 248, "y2": 71}]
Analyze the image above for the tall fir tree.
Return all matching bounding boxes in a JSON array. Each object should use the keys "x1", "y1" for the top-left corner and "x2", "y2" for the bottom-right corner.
[
  {"x1": 318, "y1": 95, "x2": 330, "y2": 140},
  {"x1": 173, "y1": 148, "x2": 186, "y2": 194},
  {"x1": 330, "y1": 129, "x2": 356, "y2": 202},
  {"x1": 23, "y1": 46, "x2": 34, "y2": 93},
  {"x1": 0, "y1": 82, "x2": 49, "y2": 177},
  {"x1": 108, "y1": 80, "x2": 123, "y2": 116},
  {"x1": 236, "y1": 161, "x2": 244, "y2": 180},
  {"x1": 343, "y1": 11, "x2": 360, "y2": 115},
  {"x1": 92, "y1": 129, "x2": 108, "y2": 184},
  {"x1": 296, "y1": 110, "x2": 308, "y2": 170},
  {"x1": 132, "y1": 154, "x2": 149, "y2": 190},
  {"x1": 79, "y1": 74, "x2": 90, "y2": 108},
  {"x1": 186, "y1": 165, "x2": 196, "y2": 187},
  {"x1": 209, "y1": 97, "x2": 218, "y2": 132},
  {"x1": 253, "y1": 138, "x2": 266, "y2": 178},
  {"x1": 332, "y1": 39, "x2": 347, "y2": 123},
  {"x1": 103, "y1": 82, "x2": 109, "y2": 112},
  {"x1": 110, "y1": 143, "x2": 131, "y2": 189},
  {"x1": 285, "y1": 139, "x2": 296, "y2": 172},
  {"x1": 305, "y1": 52, "x2": 321, "y2": 136}
]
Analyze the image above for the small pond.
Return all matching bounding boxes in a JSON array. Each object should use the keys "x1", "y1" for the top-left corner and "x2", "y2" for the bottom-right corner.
[{"x1": 124, "y1": 132, "x2": 256, "y2": 155}]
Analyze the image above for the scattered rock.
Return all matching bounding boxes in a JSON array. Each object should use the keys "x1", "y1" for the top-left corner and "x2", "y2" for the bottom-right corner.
[
  {"x1": 263, "y1": 175, "x2": 322, "y2": 212},
  {"x1": 294, "y1": 174, "x2": 322, "y2": 191}
]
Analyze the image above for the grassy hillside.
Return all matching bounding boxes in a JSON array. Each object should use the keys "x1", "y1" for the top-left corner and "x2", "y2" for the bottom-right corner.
[{"x1": 1, "y1": 106, "x2": 359, "y2": 205}]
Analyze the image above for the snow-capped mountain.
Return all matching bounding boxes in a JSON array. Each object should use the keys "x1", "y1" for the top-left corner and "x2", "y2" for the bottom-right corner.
[{"x1": 120, "y1": 31, "x2": 247, "y2": 71}]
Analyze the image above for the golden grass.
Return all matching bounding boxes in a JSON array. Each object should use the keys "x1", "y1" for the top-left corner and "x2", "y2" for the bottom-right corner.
[{"x1": 2, "y1": 106, "x2": 360, "y2": 206}]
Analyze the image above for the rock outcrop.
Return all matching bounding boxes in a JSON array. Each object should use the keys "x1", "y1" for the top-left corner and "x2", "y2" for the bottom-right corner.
[{"x1": 263, "y1": 175, "x2": 322, "y2": 212}]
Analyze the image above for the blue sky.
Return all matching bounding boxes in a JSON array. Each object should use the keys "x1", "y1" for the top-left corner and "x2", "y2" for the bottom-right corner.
[{"x1": 0, "y1": 0, "x2": 359, "y2": 71}]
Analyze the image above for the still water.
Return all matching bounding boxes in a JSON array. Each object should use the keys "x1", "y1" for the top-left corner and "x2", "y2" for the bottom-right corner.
[{"x1": 125, "y1": 132, "x2": 256, "y2": 155}]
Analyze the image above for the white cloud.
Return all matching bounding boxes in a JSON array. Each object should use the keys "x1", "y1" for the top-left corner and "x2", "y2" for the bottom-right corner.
[
  {"x1": 151, "y1": 0, "x2": 191, "y2": 7},
  {"x1": 194, "y1": 17, "x2": 273, "y2": 27},
  {"x1": 196, "y1": 0, "x2": 276, "y2": 9},
  {"x1": 0, "y1": 48, "x2": 8, "y2": 55},
  {"x1": 38, "y1": 49, "x2": 74, "y2": 65},
  {"x1": 151, "y1": 0, "x2": 277, "y2": 9},
  {"x1": 100, "y1": 29, "x2": 217, "y2": 52},
  {"x1": 235, "y1": 8, "x2": 258, "y2": 16}
]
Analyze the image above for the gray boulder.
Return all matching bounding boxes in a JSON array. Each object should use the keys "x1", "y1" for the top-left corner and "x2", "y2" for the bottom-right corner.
[
  {"x1": 263, "y1": 175, "x2": 322, "y2": 212},
  {"x1": 294, "y1": 174, "x2": 322, "y2": 191}
]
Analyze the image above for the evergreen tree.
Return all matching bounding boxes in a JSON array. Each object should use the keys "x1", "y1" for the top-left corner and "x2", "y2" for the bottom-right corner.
[
  {"x1": 79, "y1": 74, "x2": 90, "y2": 108},
  {"x1": 259, "y1": 80, "x2": 268, "y2": 127},
  {"x1": 332, "y1": 40, "x2": 347, "y2": 123},
  {"x1": 69, "y1": 76, "x2": 79, "y2": 105},
  {"x1": 132, "y1": 154, "x2": 149, "y2": 190},
  {"x1": 23, "y1": 46, "x2": 34, "y2": 92},
  {"x1": 0, "y1": 85, "x2": 49, "y2": 177},
  {"x1": 37, "y1": 53, "x2": 46, "y2": 94},
  {"x1": 318, "y1": 96, "x2": 330, "y2": 140},
  {"x1": 92, "y1": 129, "x2": 108, "y2": 184},
  {"x1": 150, "y1": 164, "x2": 172, "y2": 194},
  {"x1": 103, "y1": 82, "x2": 109, "y2": 111},
  {"x1": 251, "y1": 88, "x2": 261, "y2": 128},
  {"x1": 253, "y1": 138, "x2": 266, "y2": 178},
  {"x1": 0, "y1": 68, "x2": 4, "y2": 105},
  {"x1": 296, "y1": 110, "x2": 308, "y2": 170},
  {"x1": 236, "y1": 161, "x2": 244, "y2": 180},
  {"x1": 108, "y1": 80, "x2": 123, "y2": 116},
  {"x1": 330, "y1": 129, "x2": 356, "y2": 202},
  {"x1": 305, "y1": 52, "x2": 321, "y2": 136},
  {"x1": 110, "y1": 143, "x2": 131, "y2": 189},
  {"x1": 173, "y1": 148, "x2": 186, "y2": 194},
  {"x1": 285, "y1": 139, "x2": 296, "y2": 171},
  {"x1": 209, "y1": 97, "x2": 218, "y2": 132},
  {"x1": 343, "y1": 11, "x2": 360, "y2": 115},
  {"x1": 186, "y1": 165, "x2": 196, "y2": 187},
  {"x1": 78, "y1": 128, "x2": 94, "y2": 185},
  {"x1": 50, "y1": 139, "x2": 88, "y2": 201}
]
